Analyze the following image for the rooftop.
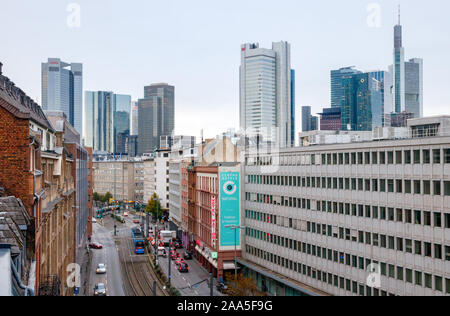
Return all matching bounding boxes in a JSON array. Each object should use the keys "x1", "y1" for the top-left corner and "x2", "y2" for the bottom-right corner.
[{"x1": 0, "y1": 62, "x2": 54, "y2": 132}]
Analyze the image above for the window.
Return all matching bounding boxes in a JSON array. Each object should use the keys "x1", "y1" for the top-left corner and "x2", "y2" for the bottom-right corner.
[
  {"x1": 425, "y1": 274, "x2": 432, "y2": 289},
  {"x1": 445, "y1": 181, "x2": 450, "y2": 196},
  {"x1": 424, "y1": 211, "x2": 431, "y2": 226},
  {"x1": 445, "y1": 149, "x2": 450, "y2": 163},
  {"x1": 435, "y1": 276, "x2": 443, "y2": 292},
  {"x1": 423, "y1": 149, "x2": 431, "y2": 164},
  {"x1": 423, "y1": 181, "x2": 431, "y2": 195},
  {"x1": 415, "y1": 271, "x2": 422, "y2": 286},
  {"x1": 415, "y1": 210, "x2": 422, "y2": 225},
  {"x1": 434, "y1": 181, "x2": 441, "y2": 195},
  {"x1": 414, "y1": 180, "x2": 421, "y2": 194},
  {"x1": 395, "y1": 151, "x2": 402, "y2": 164},
  {"x1": 414, "y1": 150, "x2": 421, "y2": 164},
  {"x1": 404, "y1": 150, "x2": 411, "y2": 164},
  {"x1": 387, "y1": 151, "x2": 394, "y2": 164},
  {"x1": 434, "y1": 212, "x2": 442, "y2": 228},
  {"x1": 433, "y1": 149, "x2": 441, "y2": 164}
]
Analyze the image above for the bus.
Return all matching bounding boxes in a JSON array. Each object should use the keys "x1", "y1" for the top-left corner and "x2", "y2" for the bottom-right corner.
[{"x1": 131, "y1": 228, "x2": 145, "y2": 254}]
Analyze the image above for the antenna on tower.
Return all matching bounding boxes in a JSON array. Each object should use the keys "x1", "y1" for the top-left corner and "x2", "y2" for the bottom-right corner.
[{"x1": 398, "y1": 4, "x2": 401, "y2": 25}]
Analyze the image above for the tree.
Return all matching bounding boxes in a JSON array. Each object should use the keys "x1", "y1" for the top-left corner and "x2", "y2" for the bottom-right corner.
[
  {"x1": 224, "y1": 272, "x2": 265, "y2": 296},
  {"x1": 93, "y1": 192, "x2": 100, "y2": 201},
  {"x1": 145, "y1": 193, "x2": 162, "y2": 219}
]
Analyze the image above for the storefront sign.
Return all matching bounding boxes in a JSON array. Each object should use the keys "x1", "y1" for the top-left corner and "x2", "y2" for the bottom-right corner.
[{"x1": 211, "y1": 196, "x2": 216, "y2": 247}]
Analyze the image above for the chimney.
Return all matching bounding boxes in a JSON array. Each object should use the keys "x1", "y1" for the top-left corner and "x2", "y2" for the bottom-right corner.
[{"x1": 0, "y1": 62, "x2": 3, "y2": 75}]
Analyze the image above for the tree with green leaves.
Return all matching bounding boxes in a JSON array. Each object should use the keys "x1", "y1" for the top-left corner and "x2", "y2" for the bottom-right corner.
[{"x1": 145, "y1": 193, "x2": 162, "y2": 219}]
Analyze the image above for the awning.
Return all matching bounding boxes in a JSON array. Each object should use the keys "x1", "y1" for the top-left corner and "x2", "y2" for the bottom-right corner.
[
  {"x1": 195, "y1": 245, "x2": 218, "y2": 269},
  {"x1": 223, "y1": 261, "x2": 238, "y2": 271}
]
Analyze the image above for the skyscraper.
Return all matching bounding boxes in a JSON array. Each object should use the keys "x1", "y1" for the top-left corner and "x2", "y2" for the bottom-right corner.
[
  {"x1": 301, "y1": 106, "x2": 319, "y2": 132},
  {"x1": 330, "y1": 66, "x2": 362, "y2": 108},
  {"x1": 113, "y1": 94, "x2": 131, "y2": 153},
  {"x1": 240, "y1": 41, "x2": 294, "y2": 147},
  {"x1": 84, "y1": 91, "x2": 114, "y2": 153},
  {"x1": 340, "y1": 71, "x2": 385, "y2": 131},
  {"x1": 130, "y1": 101, "x2": 139, "y2": 136},
  {"x1": 41, "y1": 58, "x2": 83, "y2": 133},
  {"x1": 138, "y1": 83, "x2": 175, "y2": 155},
  {"x1": 392, "y1": 8, "x2": 423, "y2": 118}
]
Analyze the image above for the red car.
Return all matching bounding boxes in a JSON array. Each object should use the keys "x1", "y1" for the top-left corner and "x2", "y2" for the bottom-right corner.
[
  {"x1": 89, "y1": 243, "x2": 103, "y2": 249},
  {"x1": 179, "y1": 263, "x2": 189, "y2": 273}
]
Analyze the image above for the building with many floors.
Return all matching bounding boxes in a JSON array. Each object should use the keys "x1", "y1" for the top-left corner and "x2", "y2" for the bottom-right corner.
[
  {"x1": 93, "y1": 160, "x2": 136, "y2": 202},
  {"x1": 242, "y1": 116, "x2": 450, "y2": 296}
]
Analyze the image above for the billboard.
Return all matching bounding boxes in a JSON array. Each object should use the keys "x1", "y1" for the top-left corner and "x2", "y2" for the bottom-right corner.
[{"x1": 219, "y1": 171, "x2": 240, "y2": 248}]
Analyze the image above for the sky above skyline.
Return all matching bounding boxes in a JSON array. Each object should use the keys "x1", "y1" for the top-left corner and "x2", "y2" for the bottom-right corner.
[{"x1": 1, "y1": 0, "x2": 449, "y2": 139}]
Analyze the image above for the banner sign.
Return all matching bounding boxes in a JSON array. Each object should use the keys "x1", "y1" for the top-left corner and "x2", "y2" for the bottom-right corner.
[
  {"x1": 211, "y1": 196, "x2": 216, "y2": 247},
  {"x1": 219, "y1": 172, "x2": 240, "y2": 248}
]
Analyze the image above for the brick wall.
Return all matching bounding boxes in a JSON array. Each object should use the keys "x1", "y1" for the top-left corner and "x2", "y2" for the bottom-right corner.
[{"x1": 0, "y1": 104, "x2": 34, "y2": 214}]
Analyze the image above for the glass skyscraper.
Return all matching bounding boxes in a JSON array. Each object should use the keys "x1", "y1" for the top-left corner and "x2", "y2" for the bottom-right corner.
[
  {"x1": 330, "y1": 66, "x2": 362, "y2": 108},
  {"x1": 113, "y1": 94, "x2": 131, "y2": 153},
  {"x1": 340, "y1": 71, "x2": 385, "y2": 131},
  {"x1": 240, "y1": 41, "x2": 294, "y2": 147},
  {"x1": 84, "y1": 91, "x2": 114, "y2": 152},
  {"x1": 41, "y1": 58, "x2": 83, "y2": 133}
]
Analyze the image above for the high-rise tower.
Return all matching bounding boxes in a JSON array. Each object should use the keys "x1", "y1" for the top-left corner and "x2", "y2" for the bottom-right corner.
[{"x1": 240, "y1": 41, "x2": 295, "y2": 147}]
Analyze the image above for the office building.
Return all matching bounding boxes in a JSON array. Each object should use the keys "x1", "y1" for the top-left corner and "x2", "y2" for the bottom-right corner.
[
  {"x1": 130, "y1": 101, "x2": 139, "y2": 136},
  {"x1": 85, "y1": 91, "x2": 131, "y2": 153},
  {"x1": 240, "y1": 42, "x2": 295, "y2": 147},
  {"x1": 392, "y1": 11, "x2": 423, "y2": 118},
  {"x1": 331, "y1": 67, "x2": 362, "y2": 108},
  {"x1": 113, "y1": 94, "x2": 131, "y2": 153},
  {"x1": 242, "y1": 116, "x2": 450, "y2": 296},
  {"x1": 319, "y1": 107, "x2": 341, "y2": 131},
  {"x1": 138, "y1": 84, "x2": 175, "y2": 155},
  {"x1": 41, "y1": 58, "x2": 83, "y2": 134},
  {"x1": 302, "y1": 106, "x2": 319, "y2": 132},
  {"x1": 93, "y1": 160, "x2": 136, "y2": 202},
  {"x1": 340, "y1": 71, "x2": 386, "y2": 131}
]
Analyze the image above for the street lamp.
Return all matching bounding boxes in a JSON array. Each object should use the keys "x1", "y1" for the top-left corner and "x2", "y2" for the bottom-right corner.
[{"x1": 224, "y1": 225, "x2": 246, "y2": 279}]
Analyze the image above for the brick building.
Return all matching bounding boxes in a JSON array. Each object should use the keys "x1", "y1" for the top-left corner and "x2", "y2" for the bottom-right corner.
[{"x1": 0, "y1": 62, "x2": 56, "y2": 294}]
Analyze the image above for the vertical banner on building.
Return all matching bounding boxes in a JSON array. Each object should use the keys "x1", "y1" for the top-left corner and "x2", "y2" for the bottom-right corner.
[
  {"x1": 219, "y1": 171, "x2": 240, "y2": 248},
  {"x1": 211, "y1": 197, "x2": 216, "y2": 247}
]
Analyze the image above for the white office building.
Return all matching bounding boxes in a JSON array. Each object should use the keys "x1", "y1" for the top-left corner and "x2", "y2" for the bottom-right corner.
[
  {"x1": 240, "y1": 42, "x2": 295, "y2": 147},
  {"x1": 241, "y1": 116, "x2": 450, "y2": 296}
]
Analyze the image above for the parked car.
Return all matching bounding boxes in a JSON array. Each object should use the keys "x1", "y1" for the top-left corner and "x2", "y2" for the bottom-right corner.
[
  {"x1": 94, "y1": 283, "x2": 107, "y2": 296},
  {"x1": 96, "y1": 263, "x2": 106, "y2": 274},
  {"x1": 179, "y1": 263, "x2": 189, "y2": 273},
  {"x1": 183, "y1": 251, "x2": 193, "y2": 260},
  {"x1": 89, "y1": 243, "x2": 103, "y2": 249},
  {"x1": 171, "y1": 252, "x2": 178, "y2": 260},
  {"x1": 174, "y1": 241, "x2": 182, "y2": 249}
]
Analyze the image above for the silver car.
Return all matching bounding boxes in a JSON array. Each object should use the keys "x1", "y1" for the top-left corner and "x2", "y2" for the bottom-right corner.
[
  {"x1": 96, "y1": 263, "x2": 107, "y2": 274},
  {"x1": 94, "y1": 283, "x2": 107, "y2": 296}
]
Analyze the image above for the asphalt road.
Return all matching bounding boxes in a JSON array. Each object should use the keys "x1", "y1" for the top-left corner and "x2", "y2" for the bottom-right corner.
[
  {"x1": 89, "y1": 218, "x2": 125, "y2": 296},
  {"x1": 152, "y1": 224, "x2": 224, "y2": 297}
]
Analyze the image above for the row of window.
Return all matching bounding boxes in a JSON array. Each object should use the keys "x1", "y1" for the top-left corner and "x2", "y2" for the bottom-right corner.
[
  {"x1": 245, "y1": 211, "x2": 450, "y2": 261},
  {"x1": 247, "y1": 175, "x2": 450, "y2": 196},
  {"x1": 245, "y1": 193, "x2": 450, "y2": 229},
  {"x1": 246, "y1": 148, "x2": 450, "y2": 167},
  {"x1": 245, "y1": 244, "x2": 450, "y2": 296}
]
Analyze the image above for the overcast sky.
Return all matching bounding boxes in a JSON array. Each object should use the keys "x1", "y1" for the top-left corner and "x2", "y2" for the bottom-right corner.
[{"x1": 1, "y1": 0, "x2": 449, "y2": 138}]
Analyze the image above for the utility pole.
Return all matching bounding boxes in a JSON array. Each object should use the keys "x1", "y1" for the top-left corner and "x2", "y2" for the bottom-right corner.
[
  {"x1": 168, "y1": 250, "x2": 171, "y2": 287},
  {"x1": 210, "y1": 273, "x2": 214, "y2": 296}
]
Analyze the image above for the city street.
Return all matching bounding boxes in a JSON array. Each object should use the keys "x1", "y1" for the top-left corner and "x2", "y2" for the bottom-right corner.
[
  {"x1": 152, "y1": 224, "x2": 224, "y2": 297},
  {"x1": 88, "y1": 218, "x2": 125, "y2": 296}
]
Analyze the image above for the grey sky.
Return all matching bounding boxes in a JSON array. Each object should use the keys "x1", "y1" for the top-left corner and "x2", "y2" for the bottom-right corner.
[{"x1": 1, "y1": 0, "x2": 449, "y2": 138}]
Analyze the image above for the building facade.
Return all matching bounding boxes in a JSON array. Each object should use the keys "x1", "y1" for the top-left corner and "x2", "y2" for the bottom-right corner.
[
  {"x1": 240, "y1": 42, "x2": 295, "y2": 147},
  {"x1": 138, "y1": 84, "x2": 175, "y2": 155},
  {"x1": 41, "y1": 58, "x2": 83, "y2": 134},
  {"x1": 243, "y1": 117, "x2": 450, "y2": 296},
  {"x1": 319, "y1": 107, "x2": 341, "y2": 131},
  {"x1": 93, "y1": 160, "x2": 136, "y2": 202}
]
